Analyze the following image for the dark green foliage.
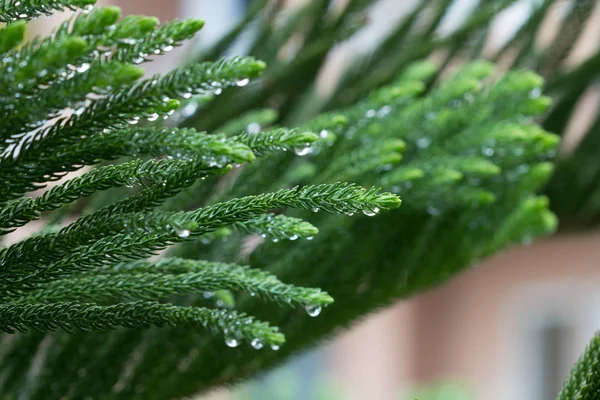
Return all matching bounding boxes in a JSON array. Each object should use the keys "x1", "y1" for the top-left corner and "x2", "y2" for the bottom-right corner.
[
  {"x1": 1, "y1": 0, "x2": 597, "y2": 399},
  {"x1": 559, "y1": 333, "x2": 600, "y2": 400}
]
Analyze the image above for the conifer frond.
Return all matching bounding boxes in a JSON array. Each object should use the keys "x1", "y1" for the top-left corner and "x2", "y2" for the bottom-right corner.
[
  {"x1": 22, "y1": 258, "x2": 333, "y2": 308},
  {"x1": 233, "y1": 214, "x2": 319, "y2": 241},
  {"x1": 0, "y1": 301, "x2": 284, "y2": 346},
  {"x1": 0, "y1": 0, "x2": 95, "y2": 22},
  {"x1": 559, "y1": 332, "x2": 600, "y2": 400},
  {"x1": 236, "y1": 127, "x2": 319, "y2": 156},
  {"x1": 0, "y1": 1, "x2": 588, "y2": 398},
  {"x1": 0, "y1": 20, "x2": 26, "y2": 53}
]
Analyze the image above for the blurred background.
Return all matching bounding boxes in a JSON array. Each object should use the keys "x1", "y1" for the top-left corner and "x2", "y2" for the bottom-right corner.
[{"x1": 29, "y1": 1, "x2": 600, "y2": 399}]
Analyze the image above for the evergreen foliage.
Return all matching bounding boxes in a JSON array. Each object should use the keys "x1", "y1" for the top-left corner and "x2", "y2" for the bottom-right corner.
[{"x1": 0, "y1": 0, "x2": 597, "y2": 399}]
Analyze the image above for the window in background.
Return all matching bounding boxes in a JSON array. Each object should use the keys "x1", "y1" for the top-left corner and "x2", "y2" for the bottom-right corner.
[
  {"x1": 180, "y1": 0, "x2": 248, "y2": 54},
  {"x1": 534, "y1": 321, "x2": 574, "y2": 400}
]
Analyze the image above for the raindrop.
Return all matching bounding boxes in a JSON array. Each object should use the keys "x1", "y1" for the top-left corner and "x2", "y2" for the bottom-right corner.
[
  {"x1": 312, "y1": 207, "x2": 319, "y2": 213},
  {"x1": 272, "y1": 238, "x2": 279, "y2": 243},
  {"x1": 295, "y1": 146, "x2": 312, "y2": 156},
  {"x1": 203, "y1": 292, "x2": 214, "y2": 299},
  {"x1": 177, "y1": 229, "x2": 190, "y2": 238},
  {"x1": 426, "y1": 206, "x2": 441, "y2": 216},
  {"x1": 365, "y1": 109, "x2": 376, "y2": 118},
  {"x1": 482, "y1": 147, "x2": 494, "y2": 156},
  {"x1": 128, "y1": 117, "x2": 140, "y2": 125},
  {"x1": 132, "y1": 57, "x2": 144, "y2": 65},
  {"x1": 319, "y1": 130, "x2": 329, "y2": 138},
  {"x1": 378, "y1": 105, "x2": 392, "y2": 117},
  {"x1": 305, "y1": 305, "x2": 322, "y2": 317},
  {"x1": 225, "y1": 337, "x2": 239, "y2": 348},
  {"x1": 182, "y1": 92, "x2": 192, "y2": 99},
  {"x1": 251, "y1": 339, "x2": 264, "y2": 350},
  {"x1": 214, "y1": 88, "x2": 223, "y2": 95},
  {"x1": 181, "y1": 102, "x2": 198, "y2": 117},
  {"x1": 161, "y1": 45, "x2": 174, "y2": 52},
  {"x1": 83, "y1": 4, "x2": 94, "y2": 13},
  {"x1": 120, "y1": 38, "x2": 138, "y2": 45},
  {"x1": 18, "y1": 13, "x2": 28, "y2": 18},
  {"x1": 363, "y1": 207, "x2": 379, "y2": 217},
  {"x1": 236, "y1": 78, "x2": 250, "y2": 87},
  {"x1": 529, "y1": 87, "x2": 542, "y2": 99},
  {"x1": 76, "y1": 63, "x2": 90, "y2": 73},
  {"x1": 147, "y1": 113, "x2": 159, "y2": 122},
  {"x1": 417, "y1": 137, "x2": 431, "y2": 149},
  {"x1": 306, "y1": 236, "x2": 314, "y2": 241},
  {"x1": 246, "y1": 123, "x2": 261, "y2": 134},
  {"x1": 289, "y1": 235, "x2": 299, "y2": 241},
  {"x1": 521, "y1": 236, "x2": 533, "y2": 246},
  {"x1": 271, "y1": 344, "x2": 280, "y2": 351}
]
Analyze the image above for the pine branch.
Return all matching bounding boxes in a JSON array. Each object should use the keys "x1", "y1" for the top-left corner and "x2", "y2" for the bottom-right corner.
[
  {"x1": 21, "y1": 259, "x2": 333, "y2": 309},
  {"x1": 233, "y1": 214, "x2": 319, "y2": 242},
  {"x1": 0, "y1": 0, "x2": 95, "y2": 22},
  {"x1": 559, "y1": 332, "x2": 600, "y2": 400},
  {"x1": 0, "y1": 183, "x2": 400, "y2": 298},
  {"x1": 0, "y1": 302, "x2": 284, "y2": 346}
]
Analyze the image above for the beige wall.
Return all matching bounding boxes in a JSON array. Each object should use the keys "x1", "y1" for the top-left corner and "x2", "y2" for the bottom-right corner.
[{"x1": 324, "y1": 231, "x2": 600, "y2": 399}]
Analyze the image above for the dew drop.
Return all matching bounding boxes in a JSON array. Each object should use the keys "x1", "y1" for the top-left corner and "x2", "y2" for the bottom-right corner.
[
  {"x1": 236, "y1": 78, "x2": 250, "y2": 87},
  {"x1": 417, "y1": 137, "x2": 431, "y2": 149},
  {"x1": 161, "y1": 45, "x2": 174, "y2": 52},
  {"x1": 246, "y1": 123, "x2": 261, "y2": 134},
  {"x1": 177, "y1": 229, "x2": 190, "y2": 238},
  {"x1": 295, "y1": 146, "x2": 312, "y2": 156},
  {"x1": 147, "y1": 113, "x2": 159, "y2": 122},
  {"x1": 181, "y1": 102, "x2": 198, "y2": 117},
  {"x1": 305, "y1": 305, "x2": 322, "y2": 317},
  {"x1": 214, "y1": 88, "x2": 223, "y2": 95},
  {"x1": 225, "y1": 337, "x2": 239, "y2": 348},
  {"x1": 363, "y1": 207, "x2": 379, "y2": 217},
  {"x1": 306, "y1": 236, "x2": 314, "y2": 241},
  {"x1": 120, "y1": 38, "x2": 138, "y2": 45},
  {"x1": 128, "y1": 117, "x2": 140, "y2": 125},
  {"x1": 482, "y1": 147, "x2": 494, "y2": 156},
  {"x1": 182, "y1": 92, "x2": 192, "y2": 99},
  {"x1": 426, "y1": 206, "x2": 441, "y2": 216},
  {"x1": 76, "y1": 63, "x2": 90, "y2": 73},
  {"x1": 289, "y1": 234, "x2": 299, "y2": 241},
  {"x1": 272, "y1": 238, "x2": 279, "y2": 243},
  {"x1": 312, "y1": 207, "x2": 319, "y2": 213},
  {"x1": 529, "y1": 87, "x2": 542, "y2": 99},
  {"x1": 521, "y1": 235, "x2": 533, "y2": 246},
  {"x1": 378, "y1": 105, "x2": 392, "y2": 117},
  {"x1": 251, "y1": 338, "x2": 264, "y2": 350},
  {"x1": 271, "y1": 344, "x2": 280, "y2": 351}
]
